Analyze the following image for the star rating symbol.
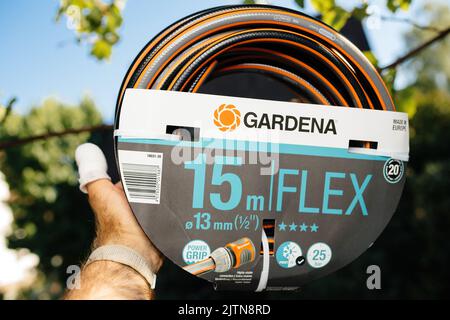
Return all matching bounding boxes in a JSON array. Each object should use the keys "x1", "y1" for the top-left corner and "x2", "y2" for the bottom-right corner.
[
  {"x1": 299, "y1": 223, "x2": 308, "y2": 232},
  {"x1": 278, "y1": 222, "x2": 319, "y2": 232}
]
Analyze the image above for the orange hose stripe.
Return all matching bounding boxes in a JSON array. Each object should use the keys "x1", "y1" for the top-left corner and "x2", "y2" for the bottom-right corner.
[
  {"x1": 166, "y1": 33, "x2": 363, "y2": 108},
  {"x1": 151, "y1": 11, "x2": 388, "y2": 108},
  {"x1": 227, "y1": 47, "x2": 348, "y2": 106},
  {"x1": 191, "y1": 60, "x2": 218, "y2": 92},
  {"x1": 217, "y1": 64, "x2": 329, "y2": 105},
  {"x1": 256, "y1": 9, "x2": 391, "y2": 109},
  {"x1": 176, "y1": 37, "x2": 360, "y2": 108},
  {"x1": 212, "y1": 62, "x2": 308, "y2": 101},
  {"x1": 134, "y1": 8, "x2": 262, "y2": 89},
  {"x1": 117, "y1": 19, "x2": 188, "y2": 105},
  {"x1": 155, "y1": 32, "x2": 233, "y2": 90},
  {"x1": 327, "y1": 48, "x2": 374, "y2": 109},
  {"x1": 119, "y1": 7, "x2": 392, "y2": 111}
]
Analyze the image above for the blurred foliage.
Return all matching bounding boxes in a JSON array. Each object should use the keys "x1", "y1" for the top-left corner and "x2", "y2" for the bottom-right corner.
[
  {"x1": 242, "y1": 0, "x2": 409, "y2": 31},
  {"x1": 0, "y1": 98, "x2": 101, "y2": 299},
  {"x1": 0, "y1": 97, "x2": 17, "y2": 126},
  {"x1": 387, "y1": 0, "x2": 412, "y2": 12},
  {"x1": 56, "y1": 0, "x2": 126, "y2": 60},
  {"x1": 1, "y1": 1, "x2": 449, "y2": 299},
  {"x1": 59, "y1": 0, "x2": 411, "y2": 60},
  {"x1": 403, "y1": 2, "x2": 450, "y2": 93},
  {"x1": 310, "y1": 0, "x2": 355, "y2": 31}
]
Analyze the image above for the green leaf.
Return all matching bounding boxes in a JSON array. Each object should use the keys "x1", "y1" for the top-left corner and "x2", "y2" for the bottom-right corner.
[
  {"x1": 382, "y1": 67, "x2": 397, "y2": 97},
  {"x1": 106, "y1": 8, "x2": 122, "y2": 30},
  {"x1": 311, "y1": 0, "x2": 351, "y2": 31},
  {"x1": 387, "y1": 0, "x2": 411, "y2": 12},
  {"x1": 363, "y1": 51, "x2": 379, "y2": 67},
  {"x1": 295, "y1": 0, "x2": 305, "y2": 8},
  {"x1": 85, "y1": 7, "x2": 103, "y2": 30},
  {"x1": 387, "y1": 0, "x2": 397, "y2": 12},
  {"x1": 56, "y1": 0, "x2": 125, "y2": 60},
  {"x1": 396, "y1": 86, "x2": 417, "y2": 117},
  {"x1": 311, "y1": 0, "x2": 335, "y2": 13},
  {"x1": 399, "y1": 0, "x2": 412, "y2": 10},
  {"x1": 322, "y1": 6, "x2": 351, "y2": 31},
  {"x1": 352, "y1": 4, "x2": 369, "y2": 20},
  {"x1": 243, "y1": 0, "x2": 256, "y2": 4},
  {"x1": 104, "y1": 31, "x2": 119, "y2": 45},
  {"x1": 91, "y1": 39, "x2": 112, "y2": 60}
]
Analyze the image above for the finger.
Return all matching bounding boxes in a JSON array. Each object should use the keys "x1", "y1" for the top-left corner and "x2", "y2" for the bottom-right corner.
[
  {"x1": 115, "y1": 181, "x2": 124, "y2": 191},
  {"x1": 75, "y1": 143, "x2": 111, "y2": 193},
  {"x1": 85, "y1": 178, "x2": 117, "y2": 221},
  {"x1": 86, "y1": 178, "x2": 115, "y2": 195},
  {"x1": 114, "y1": 181, "x2": 126, "y2": 197}
]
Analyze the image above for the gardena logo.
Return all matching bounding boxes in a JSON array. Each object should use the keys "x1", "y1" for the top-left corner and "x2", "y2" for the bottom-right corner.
[
  {"x1": 243, "y1": 112, "x2": 337, "y2": 134},
  {"x1": 213, "y1": 104, "x2": 241, "y2": 131},
  {"x1": 213, "y1": 105, "x2": 337, "y2": 135}
]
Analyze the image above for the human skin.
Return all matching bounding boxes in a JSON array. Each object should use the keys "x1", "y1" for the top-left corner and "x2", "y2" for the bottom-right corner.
[{"x1": 64, "y1": 179, "x2": 164, "y2": 300}]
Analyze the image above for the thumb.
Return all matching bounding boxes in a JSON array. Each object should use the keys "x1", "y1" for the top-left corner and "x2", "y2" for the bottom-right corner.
[{"x1": 75, "y1": 143, "x2": 111, "y2": 193}]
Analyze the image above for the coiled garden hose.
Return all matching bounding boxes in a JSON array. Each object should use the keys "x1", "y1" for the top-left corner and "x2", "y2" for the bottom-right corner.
[
  {"x1": 115, "y1": 4, "x2": 394, "y2": 132},
  {"x1": 114, "y1": 5, "x2": 399, "y2": 290}
]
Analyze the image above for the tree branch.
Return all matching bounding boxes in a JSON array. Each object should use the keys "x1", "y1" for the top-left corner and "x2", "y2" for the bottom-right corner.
[
  {"x1": 379, "y1": 15, "x2": 443, "y2": 33},
  {"x1": 380, "y1": 26, "x2": 450, "y2": 71},
  {"x1": 0, "y1": 97, "x2": 18, "y2": 126},
  {"x1": 0, "y1": 124, "x2": 113, "y2": 150}
]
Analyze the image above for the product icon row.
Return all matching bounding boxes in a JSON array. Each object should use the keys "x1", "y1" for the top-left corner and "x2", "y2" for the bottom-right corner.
[{"x1": 276, "y1": 241, "x2": 332, "y2": 269}]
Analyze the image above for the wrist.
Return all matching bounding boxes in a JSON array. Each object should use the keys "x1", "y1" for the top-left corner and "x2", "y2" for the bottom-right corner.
[
  {"x1": 65, "y1": 260, "x2": 153, "y2": 300},
  {"x1": 93, "y1": 236, "x2": 164, "y2": 274}
]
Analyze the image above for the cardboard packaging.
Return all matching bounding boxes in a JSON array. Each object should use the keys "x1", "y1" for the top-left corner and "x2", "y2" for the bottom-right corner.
[{"x1": 114, "y1": 89, "x2": 409, "y2": 291}]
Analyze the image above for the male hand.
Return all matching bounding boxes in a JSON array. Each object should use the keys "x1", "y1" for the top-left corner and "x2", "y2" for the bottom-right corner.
[{"x1": 65, "y1": 143, "x2": 163, "y2": 300}]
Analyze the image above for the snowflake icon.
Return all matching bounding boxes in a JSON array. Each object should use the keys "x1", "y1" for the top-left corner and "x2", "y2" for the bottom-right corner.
[{"x1": 282, "y1": 243, "x2": 300, "y2": 259}]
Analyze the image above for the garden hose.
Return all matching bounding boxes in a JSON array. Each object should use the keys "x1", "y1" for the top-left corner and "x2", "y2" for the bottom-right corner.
[
  {"x1": 114, "y1": 5, "x2": 398, "y2": 289},
  {"x1": 115, "y1": 4, "x2": 395, "y2": 132}
]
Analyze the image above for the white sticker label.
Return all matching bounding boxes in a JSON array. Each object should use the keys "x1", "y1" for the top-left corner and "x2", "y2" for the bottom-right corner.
[
  {"x1": 118, "y1": 150, "x2": 163, "y2": 204},
  {"x1": 117, "y1": 89, "x2": 410, "y2": 161}
]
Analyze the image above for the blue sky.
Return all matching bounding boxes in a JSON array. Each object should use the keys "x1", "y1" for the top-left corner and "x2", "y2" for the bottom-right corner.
[{"x1": 0, "y1": 0, "x2": 429, "y2": 123}]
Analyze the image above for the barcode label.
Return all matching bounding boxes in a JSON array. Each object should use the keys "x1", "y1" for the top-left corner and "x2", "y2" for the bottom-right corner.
[{"x1": 118, "y1": 150, "x2": 163, "y2": 204}]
